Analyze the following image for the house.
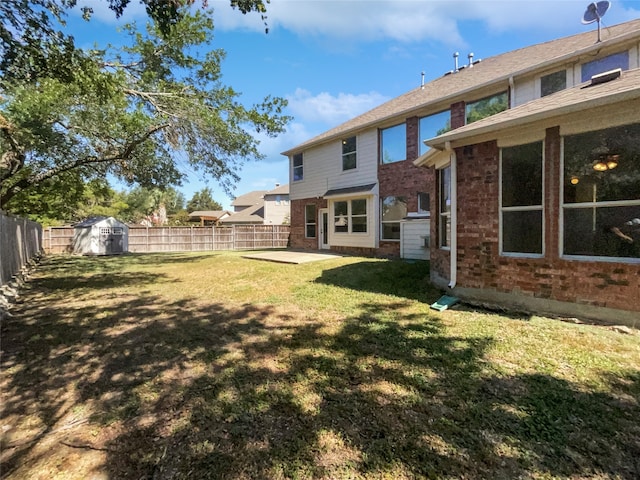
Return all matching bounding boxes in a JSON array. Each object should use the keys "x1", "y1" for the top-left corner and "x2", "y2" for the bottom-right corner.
[
  {"x1": 72, "y1": 216, "x2": 128, "y2": 255},
  {"x1": 222, "y1": 184, "x2": 290, "y2": 225},
  {"x1": 283, "y1": 18, "x2": 640, "y2": 324}
]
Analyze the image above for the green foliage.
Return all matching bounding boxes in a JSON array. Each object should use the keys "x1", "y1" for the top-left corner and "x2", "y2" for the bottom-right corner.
[
  {"x1": 186, "y1": 187, "x2": 222, "y2": 212},
  {"x1": 0, "y1": 2, "x2": 289, "y2": 214}
]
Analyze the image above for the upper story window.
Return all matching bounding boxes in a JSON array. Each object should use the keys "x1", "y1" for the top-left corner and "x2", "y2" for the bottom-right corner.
[
  {"x1": 581, "y1": 51, "x2": 629, "y2": 82},
  {"x1": 419, "y1": 111, "x2": 451, "y2": 155},
  {"x1": 342, "y1": 136, "x2": 357, "y2": 171},
  {"x1": 292, "y1": 153, "x2": 303, "y2": 182},
  {"x1": 562, "y1": 123, "x2": 640, "y2": 260},
  {"x1": 501, "y1": 142, "x2": 544, "y2": 256},
  {"x1": 439, "y1": 166, "x2": 451, "y2": 248},
  {"x1": 381, "y1": 196, "x2": 407, "y2": 241},
  {"x1": 466, "y1": 92, "x2": 508, "y2": 125},
  {"x1": 541, "y1": 70, "x2": 566, "y2": 97},
  {"x1": 380, "y1": 123, "x2": 406, "y2": 164},
  {"x1": 334, "y1": 198, "x2": 368, "y2": 234}
]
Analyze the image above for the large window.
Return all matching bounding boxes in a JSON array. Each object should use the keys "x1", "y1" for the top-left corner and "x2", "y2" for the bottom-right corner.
[
  {"x1": 439, "y1": 166, "x2": 451, "y2": 248},
  {"x1": 380, "y1": 123, "x2": 406, "y2": 164},
  {"x1": 293, "y1": 153, "x2": 303, "y2": 182},
  {"x1": 419, "y1": 111, "x2": 451, "y2": 155},
  {"x1": 305, "y1": 204, "x2": 316, "y2": 238},
  {"x1": 466, "y1": 92, "x2": 508, "y2": 125},
  {"x1": 563, "y1": 123, "x2": 640, "y2": 260},
  {"x1": 381, "y1": 196, "x2": 407, "y2": 241},
  {"x1": 541, "y1": 70, "x2": 566, "y2": 97},
  {"x1": 501, "y1": 142, "x2": 544, "y2": 255},
  {"x1": 342, "y1": 136, "x2": 357, "y2": 171},
  {"x1": 334, "y1": 199, "x2": 368, "y2": 234},
  {"x1": 581, "y1": 51, "x2": 629, "y2": 82}
]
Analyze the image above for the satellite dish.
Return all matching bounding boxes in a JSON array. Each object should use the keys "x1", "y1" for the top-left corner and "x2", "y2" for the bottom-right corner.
[{"x1": 581, "y1": 1, "x2": 611, "y2": 42}]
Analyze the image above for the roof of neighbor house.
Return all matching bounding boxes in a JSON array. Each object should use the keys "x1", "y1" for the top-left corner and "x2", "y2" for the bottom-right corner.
[
  {"x1": 263, "y1": 184, "x2": 289, "y2": 197},
  {"x1": 231, "y1": 190, "x2": 266, "y2": 208},
  {"x1": 188, "y1": 210, "x2": 231, "y2": 220},
  {"x1": 282, "y1": 18, "x2": 640, "y2": 156},
  {"x1": 220, "y1": 204, "x2": 265, "y2": 224}
]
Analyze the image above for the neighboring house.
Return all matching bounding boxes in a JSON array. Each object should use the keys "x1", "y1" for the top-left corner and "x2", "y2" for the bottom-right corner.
[
  {"x1": 283, "y1": 19, "x2": 640, "y2": 324},
  {"x1": 222, "y1": 184, "x2": 290, "y2": 225},
  {"x1": 188, "y1": 210, "x2": 232, "y2": 226}
]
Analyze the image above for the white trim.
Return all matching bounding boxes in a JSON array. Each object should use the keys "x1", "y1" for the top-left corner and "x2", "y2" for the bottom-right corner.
[{"x1": 449, "y1": 150, "x2": 457, "y2": 289}]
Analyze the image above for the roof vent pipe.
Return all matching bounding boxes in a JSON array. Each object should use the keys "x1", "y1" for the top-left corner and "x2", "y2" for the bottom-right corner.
[
  {"x1": 468, "y1": 52, "x2": 474, "y2": 67},
  {"x1": 453, "y1": 52, "x2": 459, "y2": 72},
  {"x1": 421, "y1": 71, "x2": 425, "y2": 89}
]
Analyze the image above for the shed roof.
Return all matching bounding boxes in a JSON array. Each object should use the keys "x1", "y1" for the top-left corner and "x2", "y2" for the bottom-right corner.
[
  {"x1": 282, "y1": 18, "x2": 640, "y2": 156},
  {"x1": 188, "y1": 210, "x2": 231, "y2": 220}
]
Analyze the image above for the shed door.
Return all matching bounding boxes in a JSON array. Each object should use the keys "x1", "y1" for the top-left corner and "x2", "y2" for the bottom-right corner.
[{"x1": 100, "y1": 227, "x2": 124, "y2": 254}]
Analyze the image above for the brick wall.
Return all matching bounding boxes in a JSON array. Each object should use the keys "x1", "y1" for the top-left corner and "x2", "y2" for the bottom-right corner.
[{"x1": 444, "y1": 131, "x2": 640, "y2": 314}]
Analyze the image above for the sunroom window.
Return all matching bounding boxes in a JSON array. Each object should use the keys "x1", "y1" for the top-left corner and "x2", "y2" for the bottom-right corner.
[
  {"x1": 563, "y1": 123, "x2": 640, "y2": 260},
  {"x1": 439, "y1": 166, "x2": 451, "y2": 248},
  {"x1": 501, "y1": 142, "x2": 544, "y2": 255}
]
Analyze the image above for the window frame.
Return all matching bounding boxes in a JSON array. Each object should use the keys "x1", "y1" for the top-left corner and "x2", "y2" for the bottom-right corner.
[
  {"x1": 418, "y1": 192, "x2": 430, "y2": 215},
  {"x1": 292, "y1": 153, "x2": 303, "y2": 182},
  {"x1": 342, "y1": 136, "x2": 357, "y2": 171},
  {"x1": 499, "y1": 141, "x2": 545, "y2": 257},
  {"x1": 333, "y1": 198, "x2": 368, "y2": 235},
  {"x1": 305, "y1": 204, "x2": 316, "y2": 238},
  {"x1": 380, "y1": 123, "x2": 407, "y2": 164},
  {"x1": 381, "y1": 195, "x2": 408, "y2": 241}
]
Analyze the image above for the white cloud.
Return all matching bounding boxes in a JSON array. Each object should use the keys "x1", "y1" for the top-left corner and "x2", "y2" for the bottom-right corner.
[
  {"x1": 286, "y1": 88, "x2": 389, "y2": 125},
  {"x1": 211, "y1": 0, "x2": 636, "y2": 45}
]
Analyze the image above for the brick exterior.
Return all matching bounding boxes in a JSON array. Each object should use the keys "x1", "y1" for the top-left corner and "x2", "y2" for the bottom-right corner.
[{"x1": 431, "y1": 128, "x2": 640, "y2": 314}]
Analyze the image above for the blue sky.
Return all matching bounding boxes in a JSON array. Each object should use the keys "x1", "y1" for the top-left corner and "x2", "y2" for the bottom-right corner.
[{"x1": 69, "y1": 0, "x2": 640, "y2": 210}]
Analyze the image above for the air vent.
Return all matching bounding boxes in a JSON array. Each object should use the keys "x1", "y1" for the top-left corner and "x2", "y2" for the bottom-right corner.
[{"x1": 590, "y1": 68, "x2": 622, "y2": 86}]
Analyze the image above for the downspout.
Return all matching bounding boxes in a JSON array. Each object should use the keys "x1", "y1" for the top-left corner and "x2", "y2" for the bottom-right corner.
[
  {"x1": 508, "y1": 76, "x2": 515, "y2": 108},
  {"x1": 445, "y1": 141, "x2": 457, "y2": 289}
]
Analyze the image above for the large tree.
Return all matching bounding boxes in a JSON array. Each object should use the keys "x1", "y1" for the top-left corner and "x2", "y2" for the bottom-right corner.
[
  {"x1": 0, "y1": 1, "x2": 285, "y2": 210},
  {"x1": 186, "y1": 187, "x2": 222, "y2": 212}
]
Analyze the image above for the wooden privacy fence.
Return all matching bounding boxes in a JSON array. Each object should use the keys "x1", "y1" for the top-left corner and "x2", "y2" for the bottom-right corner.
[
  {"x1": 43, "y1": 225, "x2": 290, "y2": 254},
  {"x1": 0, "y1": 211, "x2": 43, "y2": 286}
]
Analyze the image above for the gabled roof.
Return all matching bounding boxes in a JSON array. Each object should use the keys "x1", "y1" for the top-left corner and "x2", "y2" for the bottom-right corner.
[
  {"x1": 221, "y1": 204, "x2": 265, "y2": 224},
  {"x1": 422, "y1": 67, "x2": 640, "y2": 152},
  {"x1": 264, "y1": 184, "x2": 289, "y2": 196},
  {"x1": 231, "y1": 190, "x2": 266, "y2": 207},
  {"x1": 282, "y1": 18, "x2": 640, "y2": 156},
  {"x1": 74, "y1": 216, "x2": 126, "y2": 228}
]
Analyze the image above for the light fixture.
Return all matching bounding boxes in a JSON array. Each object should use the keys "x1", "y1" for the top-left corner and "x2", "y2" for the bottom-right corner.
[
  {"x1": 570, "y1": 176, "x2": 580, "y2": 185},
  {"x1": 593, "y1": 154, "x2": 620, "y2": 171}
]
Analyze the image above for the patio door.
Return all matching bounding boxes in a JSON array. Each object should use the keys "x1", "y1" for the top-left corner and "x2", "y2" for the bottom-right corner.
[{"x1": 319, "y1": 208, "x2": 329, "y2": 249}]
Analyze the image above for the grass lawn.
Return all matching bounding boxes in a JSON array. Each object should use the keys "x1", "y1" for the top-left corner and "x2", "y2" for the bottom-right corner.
[{"x1": 1, "y1": 251, "x2": 639, "y2": 479}]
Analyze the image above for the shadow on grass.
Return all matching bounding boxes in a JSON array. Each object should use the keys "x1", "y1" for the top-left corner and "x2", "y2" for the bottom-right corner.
[
  {"x1": 1, "y1": 257, "x2": 639, "y2": 479},
  {"x1": 315, "y1": 260, "x2": 436, "y2": 302}
]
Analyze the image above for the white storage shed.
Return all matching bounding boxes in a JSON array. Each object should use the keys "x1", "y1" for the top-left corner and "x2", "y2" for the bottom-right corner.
[{"x1": 73, "y1": 217, "x2": 129, "y2": 255}]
